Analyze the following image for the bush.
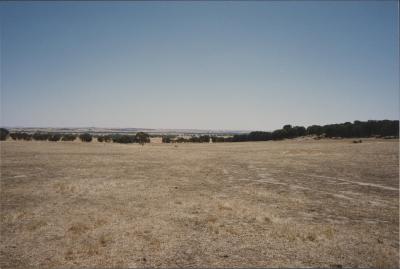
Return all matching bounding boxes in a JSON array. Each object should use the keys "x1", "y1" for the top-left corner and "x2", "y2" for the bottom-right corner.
[
  {"x1": 112, "y1": 134, "x2": 136, "y2": 143},
  {"x1": 10, "y1": 132, "x2": 32, "y2": 141},
  {"x1": 10, "y1": 133, "x2": 18, "y2": 140},
  {"x1": 33, "y1": 132, "x2": 51, "y2": 141},
  {"x1": 48, "y1": 134, "x2": 62, "y2": 141},
  {"x1": 232, "y1": 134, "x2": 248, "y2": 142},
  {"x1": 61, "y1": 134, "x2": 77, "y2": 141},
  {"x1": 0, "y1": 128, "x2": 9, "y2": 141},
  {"x1": 307, "y1": 125, "x2": 324, "y2": 136},
  {"x1": 248, "y1": 131, "x2": 272, "y2": 141},
  {"x1": 272, "y1": 129, "x2": 287, "y2": 140},
  {"x1": 176, "y1": 137, "x2": 187, "y2": 143},
  {"x1": 79, "y1": 133, "x2": 92, "y2": 142},
  {"x1": 97, "y1": 135, "x2": 112, "y2": 142},
  {"x1": 162, "y1": 136, "x2": 171, "y2": 143}
]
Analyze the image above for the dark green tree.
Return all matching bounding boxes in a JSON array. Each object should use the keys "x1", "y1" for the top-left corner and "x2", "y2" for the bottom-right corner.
[
  {"x1": 79, "y1": 133, "x2": 92, "y2": 142},
  {"x1": 61, "y1": 134, "x2": 77, "y2": 141},
  {"x1": 136, "y1": 132, "x2": 150, "y2": 145},
  {"x1": 0, "y1": 128, "x2": 9, "y2": 141},
  {"x1": 48, "y1": 134, "x2": 62, "y2": 141}
]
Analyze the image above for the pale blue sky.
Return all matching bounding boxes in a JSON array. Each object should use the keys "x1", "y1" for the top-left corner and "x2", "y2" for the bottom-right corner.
[{"x1": 1, "y1": 1, "x2": 398, "y2": 130}]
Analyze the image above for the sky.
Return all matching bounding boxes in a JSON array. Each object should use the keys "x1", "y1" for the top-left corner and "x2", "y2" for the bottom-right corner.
[{"x1": 0, "y1": 1, "x2": 398, "y2": 131}]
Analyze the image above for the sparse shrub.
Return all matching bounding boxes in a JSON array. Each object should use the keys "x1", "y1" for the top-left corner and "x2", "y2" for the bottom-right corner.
[
  {"x1": 0, "y1": 128, "x2": 9, "y2": 141},
  {"x1": 79, "y1": 133, "x2": 92, "y2": 142},
  {"x1": 97, "y1": 136, "x2": 104, "y2": 142},
  {"x1": 61, "y1": 134, "x2": 77, "y2": 141}
]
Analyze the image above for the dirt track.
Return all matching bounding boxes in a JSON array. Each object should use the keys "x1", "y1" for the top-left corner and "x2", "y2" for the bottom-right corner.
[{"x1": 0, "y1": 139, "x2": 398, "y2": 268}]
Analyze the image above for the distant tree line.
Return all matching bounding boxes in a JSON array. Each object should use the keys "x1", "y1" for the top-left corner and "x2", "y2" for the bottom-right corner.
[
  {"x1": 96, "y1": 132, "x2": 150, "y2": 144},
  {"x1": 164, "y1": 120, "x2": 399, "y2": 143},
  {"x1": 0, "y1": 131, "x2": 150, "y2": 144},
  {"x1": 307, "y1": 120, "x2": 399, "y2": 138},
  {"x1": 230, "y1": 120, "x2": 399, "y2": 142},
  {"x1": 0, "y1": 120, "x2": 398, "y2": 143}
]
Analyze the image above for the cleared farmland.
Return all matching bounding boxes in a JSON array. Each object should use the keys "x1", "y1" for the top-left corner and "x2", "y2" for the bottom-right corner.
[{"x1": 0, "y1": 139, "x2": 398, "y2": 268}]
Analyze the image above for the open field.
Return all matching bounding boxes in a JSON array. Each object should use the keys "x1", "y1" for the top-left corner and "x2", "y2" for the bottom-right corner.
[{"x1": 0, "y1": 139, "x2": 399, "y2": 268}]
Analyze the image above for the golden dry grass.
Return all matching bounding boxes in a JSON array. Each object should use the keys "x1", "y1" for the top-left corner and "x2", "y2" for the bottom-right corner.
[{"x1": 0, "y1": 139, "x2": 398, "y2": 268}]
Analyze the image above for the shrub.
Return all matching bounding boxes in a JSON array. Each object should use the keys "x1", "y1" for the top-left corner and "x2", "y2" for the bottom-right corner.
[
  {"x1": 0, "y1": 128, "x2": 9, "y2": 141},
  {"x1": 96, "y1": 135, "x2": 112, "y2": 142},
  {"x1": 10, "y1": 133, "x2": 18, "y2": 140},
  {"x1": 272, "y1": 129, "x2": 287, "y2": 140},
  {"x1": 162, "y1": 136, "x2": 171, "y2": 143},
  {"x1": 307, "y1": 125, "x2": 324, "y2": 136},
  {"x1": 232, "y1": 134, "x2": 248, "y2": 142},
  {"x1": 11, "y1": 132, "x2": 32, "y2": 141},
  {"x1": 33, "y1": 132, "x2": 51, "y2": 141},
  {"x1": 112, "y1": 134, "x2": 136, "y2": 143},
  {"x1": 48, "y1": 134, "x2": 62, "y2": 141},
  {"x1": 79, "y1": 133, "x2": 92, "y2": 142},
  {"x1": 176, "y1": 137, "x2": 187, "y2": 143},
  {"x1": 248, "y1": 131, "x2": 272, "y2": 141},
  {"x1": 61, "y1": 134, "x2": 77, "y2": 141}
]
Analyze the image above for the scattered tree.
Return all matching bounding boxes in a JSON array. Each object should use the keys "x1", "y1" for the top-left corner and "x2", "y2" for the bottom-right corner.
[
  {"x1": 112, "y1": 134, "x2": 136, "y2": 143},
  {"x1": 62, "y1": 134, "x2": 77, "y2": 141},
  {"x1": 48, "y1": 134, "x2": 62, "y2": 142},
  {"x1": 135, "y1": 132, "x2": 150, "y2": 145},
  {"x1": 33, "y1": 132, "x2": 51, "y2": 141},
  {"x1": 0, "y1": 128, "x2": 9, "y2": 141},
  {"x1": 79, "y1": 133, "x2": 92, "y2": 142},
  {"x1": 162, "y1": 136, "x2": 171, "y2": 143},
  {"x1": 10, "y1": 133, "x2": 18, "y2": 140}
]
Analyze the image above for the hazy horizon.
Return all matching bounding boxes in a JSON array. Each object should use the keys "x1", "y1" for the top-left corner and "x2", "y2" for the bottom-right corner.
[
  {"x1": 2, "y1": 117, "x2": 399, "y2": 133},
  {"x1": 1, "y1": 2, "x2": 399, "y2": 130}
]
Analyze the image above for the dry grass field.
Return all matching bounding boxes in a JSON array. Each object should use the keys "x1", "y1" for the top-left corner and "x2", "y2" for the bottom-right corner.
[{"x1": 0, "y1": 139, "x2": 398, "y2": 268}]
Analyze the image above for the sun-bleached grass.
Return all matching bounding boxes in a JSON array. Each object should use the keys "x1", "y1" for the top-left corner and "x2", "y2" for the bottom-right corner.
[{"x1": 0, "y1": 139, "x2": 398, "y2": 268}]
